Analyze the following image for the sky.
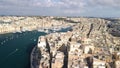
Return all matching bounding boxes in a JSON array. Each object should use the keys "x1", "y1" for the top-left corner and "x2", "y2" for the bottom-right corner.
[{"x1": 0, "y1": 0, "x2": 120, "y2": 17}]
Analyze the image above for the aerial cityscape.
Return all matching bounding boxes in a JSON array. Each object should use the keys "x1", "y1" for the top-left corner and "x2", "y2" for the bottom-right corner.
[{"x1": 0, "y1": 0, "x2": 120, "y2": 68}]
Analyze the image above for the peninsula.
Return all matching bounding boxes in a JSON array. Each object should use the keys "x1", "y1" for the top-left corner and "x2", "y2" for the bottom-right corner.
[{"x1": 31, "y1": 17, "x2": 120, "y2": 68}]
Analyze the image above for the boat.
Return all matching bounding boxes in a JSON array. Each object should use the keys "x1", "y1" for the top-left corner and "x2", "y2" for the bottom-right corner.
[
  {"x1": 34, "y1": 39, "x2": 36, "y2": 41},
  {"x1": 16, "y1": 49, "x2": 18, "y2": 51},
  {"x1": 38, "y1": 29, "x2": 44, "y2": 32}
]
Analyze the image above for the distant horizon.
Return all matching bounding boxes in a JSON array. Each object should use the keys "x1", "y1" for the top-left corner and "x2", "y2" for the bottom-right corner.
[{"x1": 0, "y1": 15, "x2": 119, "y2": 18}]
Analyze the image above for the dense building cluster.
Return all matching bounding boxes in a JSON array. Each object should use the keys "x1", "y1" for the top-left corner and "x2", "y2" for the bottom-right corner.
[
  {"x1": 0, "y1": 16, "x2": 73, "y2": 34},
  {"x1": 31, "y1": 17, "x2": 120, "y2": 68}
]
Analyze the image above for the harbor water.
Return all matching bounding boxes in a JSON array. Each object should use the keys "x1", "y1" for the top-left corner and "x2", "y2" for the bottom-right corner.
[
  {"x1": 0, "y1": 31, "x2": 46, "y2": 68},
  {"x1": 0, "y1": 27, "x2": 72, "y2": 68}
]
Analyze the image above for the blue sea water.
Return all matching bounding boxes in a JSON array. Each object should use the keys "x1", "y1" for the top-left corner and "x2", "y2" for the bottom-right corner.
[{"x1": 0, "y1": 31, "x2": 46, "y2": 68}]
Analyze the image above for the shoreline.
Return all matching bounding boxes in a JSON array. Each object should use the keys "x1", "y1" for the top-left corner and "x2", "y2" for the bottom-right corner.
[
  {"x1": 30, "y1": 25, "x2": 73, "y2": 68},
  {"x1": 0, "y1": 25, "x2": 73, "y2": 35},
  {"x1": 0, "y1": 16, "x2": 75, "y2": 35}
]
